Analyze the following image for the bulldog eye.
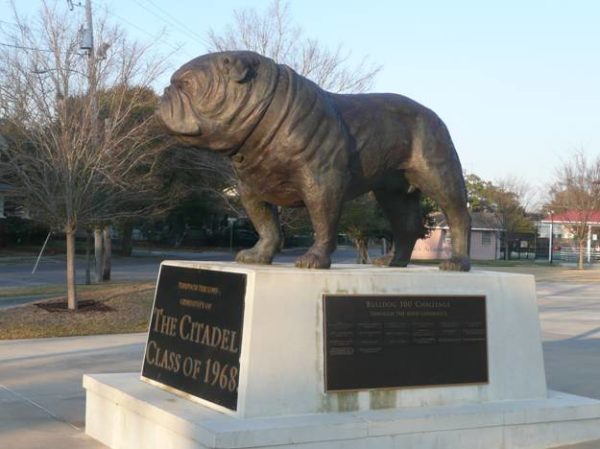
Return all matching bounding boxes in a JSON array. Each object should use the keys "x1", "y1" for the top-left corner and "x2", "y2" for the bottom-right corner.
[{"x1": 176, "y1": 78, "x2": 193, "y2": 90}]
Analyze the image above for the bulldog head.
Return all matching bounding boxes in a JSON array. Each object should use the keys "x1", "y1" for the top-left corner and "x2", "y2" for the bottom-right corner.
[{"x1": 157, "y1": 51, "x2": 278, "y2": 152}]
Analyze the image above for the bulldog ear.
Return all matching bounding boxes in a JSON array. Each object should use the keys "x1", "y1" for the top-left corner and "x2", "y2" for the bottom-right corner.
[{"x1": 222, "y1": 54, "x2": 258, "y2": 83}]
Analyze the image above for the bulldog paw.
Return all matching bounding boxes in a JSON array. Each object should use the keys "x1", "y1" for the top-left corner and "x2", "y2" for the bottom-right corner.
[
  {"x1": 372, "y1": 254, "x2": 410, "y2": 267},
  {"x1": 439, "y1": 257, "x2": 471, "y2": 272},
  {"x1": 295, "y1": 251, "x2": 331, "y2": 269},
  {"x1": 235, "y1": 248, "x2": 273, "y2": 265},
  {"x1": 372, "y1": 254, "x2": 393, "y2": 267}
]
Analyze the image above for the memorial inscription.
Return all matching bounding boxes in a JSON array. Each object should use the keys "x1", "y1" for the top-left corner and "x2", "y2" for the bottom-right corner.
[
  {"x1": 141, "y1": 266, "x2": 246, "y2": 410},
  {"x1": 324, "y1": 294, "x2": 487, "y2": 391}
]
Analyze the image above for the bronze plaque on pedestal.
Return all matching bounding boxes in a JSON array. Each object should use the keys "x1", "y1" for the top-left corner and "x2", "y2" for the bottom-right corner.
[
  {"x1": 324, "y1": 294, "x2": 487, "y2": 391},
  {"x1": 142, "y1": 265, "x2": 246, "y2": 410}
]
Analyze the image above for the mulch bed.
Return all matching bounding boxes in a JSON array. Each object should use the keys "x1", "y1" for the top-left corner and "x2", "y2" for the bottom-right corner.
[
  {"x1": 34, "y1": 299, "x2": 115, "y2": 313},
  {"x1": 0, "y1": 282, "x2": 155, "y2": 339}
]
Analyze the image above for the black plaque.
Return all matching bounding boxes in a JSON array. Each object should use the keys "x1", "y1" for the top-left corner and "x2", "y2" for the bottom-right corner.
[
  {"x1": 324, "y1": 295, "x2": 487, "y2": 391},
  {"x1": 142, "y1": 265, "x2": 246, "y2": 410}
]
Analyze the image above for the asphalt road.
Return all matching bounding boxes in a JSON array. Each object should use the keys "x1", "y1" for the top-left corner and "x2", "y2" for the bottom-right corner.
[{"x1": 0, "y1": 246, "x2": 381, "y2": 290}]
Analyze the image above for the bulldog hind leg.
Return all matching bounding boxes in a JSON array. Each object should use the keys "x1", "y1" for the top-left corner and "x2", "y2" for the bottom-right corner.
[
  {"x1": 372, "y1": 189, "x2": 423, "y2": 267},
  {"x1": 409, "y1": 163, "x2": 471, "y2": 271},
  {"x1": 235, "y1": 185, "x2": 281, "y2": 265},
  {"x1": 438, "y1": 201, "x2": 471, "y2": 271}
]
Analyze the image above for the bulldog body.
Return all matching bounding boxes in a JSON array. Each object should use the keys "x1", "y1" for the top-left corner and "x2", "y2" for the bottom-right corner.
[{"x1": 158, "y1": 51, "x2": 471, "y2": 271}]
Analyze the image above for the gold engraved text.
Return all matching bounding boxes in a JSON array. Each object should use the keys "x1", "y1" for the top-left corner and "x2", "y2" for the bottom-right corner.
[
  {"x1": 179, "y1": 298, "x2": 213, "y2": 311},
  {"x1": 178, "y1": 282, "x2": 221, "y2": 296}
]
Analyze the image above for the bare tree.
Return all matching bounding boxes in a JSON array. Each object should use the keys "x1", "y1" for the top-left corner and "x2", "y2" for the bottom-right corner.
[
  {"x1": 0, "y1": 1, "x2": 169, "y2": 309},
  {"x1": 164, "y1": 147, "x2": 243, "y2": 215},
  {"x1": 207, "y1": 0, "x2": 381, "y2": 94},
  {"x1": 547, "y1": 151, "x2": 600, "y2": 270},
  {"x1": 489, "y1": 177, "x2": 534, "y2": 260}
]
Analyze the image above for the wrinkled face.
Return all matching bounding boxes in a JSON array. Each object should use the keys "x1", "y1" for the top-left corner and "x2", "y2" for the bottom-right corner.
[{"x1": 156, "y1": 52, "x2": 262, "y2": 150}]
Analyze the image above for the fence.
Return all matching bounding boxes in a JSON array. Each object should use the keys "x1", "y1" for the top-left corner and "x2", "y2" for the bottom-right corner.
[{"x1": 535, "y1": 237, "x2": 600, "y2": 263}]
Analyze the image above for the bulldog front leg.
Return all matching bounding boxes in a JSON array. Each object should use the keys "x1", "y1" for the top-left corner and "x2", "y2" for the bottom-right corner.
[
  {"x1": 295, "y1": 182, "x2": 345, "y2": 269},
  {"x1": 235, "y1": 185, "x2": 281, "y2": 265}
]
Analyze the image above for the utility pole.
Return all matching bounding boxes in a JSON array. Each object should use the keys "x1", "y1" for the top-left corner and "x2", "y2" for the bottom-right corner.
[
  {"x1": 76, "y1": 0, "x2": 104, "y2": 282},
  {"x1": 81, "y1": 0, "x2": 96, "y2": 127},
  {"x1": 83, "y1": 0, "x2": 94, "y2": 56},
  {"x1": 87, "y1": 1, "x2": 103, "y2": 282}
]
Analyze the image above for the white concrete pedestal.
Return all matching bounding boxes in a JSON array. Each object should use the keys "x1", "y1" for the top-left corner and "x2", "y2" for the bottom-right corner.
[
  {"x1": 84, "y1": 373, "x2": 600, "y2": 449},
  {"x1": 84, "y1": 263, "x2": 600, "y2": 448}
]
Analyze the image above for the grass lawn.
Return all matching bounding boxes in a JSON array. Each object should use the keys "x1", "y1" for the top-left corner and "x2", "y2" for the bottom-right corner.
[
  {"x1": 472, "y1": 261, "x2": 600, "y2": 282},
  {"x1": 0, "y1": 282, "x2": 155, "y2": 340}
]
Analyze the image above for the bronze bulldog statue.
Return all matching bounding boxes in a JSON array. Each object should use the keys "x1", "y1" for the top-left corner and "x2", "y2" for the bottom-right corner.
[{"x1": 157, "y1": 51, "x2": 471, "y2": 271}]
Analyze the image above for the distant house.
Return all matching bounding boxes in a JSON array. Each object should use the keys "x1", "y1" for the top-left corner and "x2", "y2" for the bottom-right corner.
[{"x1": 412, "y1": 212, "x2": 502, "y2": 261}]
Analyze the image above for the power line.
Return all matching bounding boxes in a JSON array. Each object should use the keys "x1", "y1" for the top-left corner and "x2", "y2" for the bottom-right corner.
[
  {"x1": 105, "y1": 9, "x2": 185, "y2": 55},
  {"x1": 132, "y1": 0, "x2": 206, "y2": 49},
  {"x1": 143, "y1": 0, "x2": 207, "y2": 46},
  {"x1": 0, "y1": 42, "x2": 53, "y2": 52}
]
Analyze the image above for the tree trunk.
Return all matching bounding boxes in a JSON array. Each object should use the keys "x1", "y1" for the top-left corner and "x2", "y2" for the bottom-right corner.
[
  {"x1": 119, "y1": 221, "x2": 133, "y2": 257},
  {"x1": 354, "y1": 237, "x2": 369, "y2": 264},
  {"x1": 579, "y1": 239, "x2": 585, "y2": 270},
  {"x1": 381, "y1": 237, "x2": 388, "y2": 256},
  {"x1": 102, "y1": 226, "x2": 111, "y2": 281},
  {"x1": 65, "y1": 224, "x2": 78, "y2": 310},
  {"x1": 0, "y1": 219, "x2": 6, "y2": 247},
  {"x1": 85, "y1": 230, "x2": 91, "y2": 285},
  {"x1": 504, "y1": 233, "x2": 510, "y2": 261},
  {"x1": 94, "y1": 227, "x2": 104, "y2": 282}
]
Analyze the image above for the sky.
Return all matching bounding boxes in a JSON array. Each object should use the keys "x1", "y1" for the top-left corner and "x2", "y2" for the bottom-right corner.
[{"x1": 2, "y1": 0, "x2": 600, "y2": 204}]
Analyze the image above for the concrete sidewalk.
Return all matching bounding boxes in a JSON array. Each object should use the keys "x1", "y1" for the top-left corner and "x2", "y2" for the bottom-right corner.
[
  {"x1": 0, "y1": 333, "x2": 145, "y2": 449},
  {"x1": 1, "y1": 281, "x2": 600, "y2": 448}
]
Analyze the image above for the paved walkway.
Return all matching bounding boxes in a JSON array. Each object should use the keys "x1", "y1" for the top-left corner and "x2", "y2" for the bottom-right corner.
[
  {"x1": 537, "y1": 282, "x2": 600, "y2": 401},
  {"x1": 0, "y1": 280, "x2": 599, "y2": 448},
  {"x1": 0, "y1": 333, "x2": 144, "y2": 448}
]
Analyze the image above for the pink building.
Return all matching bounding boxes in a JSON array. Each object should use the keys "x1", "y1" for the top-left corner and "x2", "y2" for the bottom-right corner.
[{"x1": 412, "y1": 212, "x2": 502, "y2": 261}]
